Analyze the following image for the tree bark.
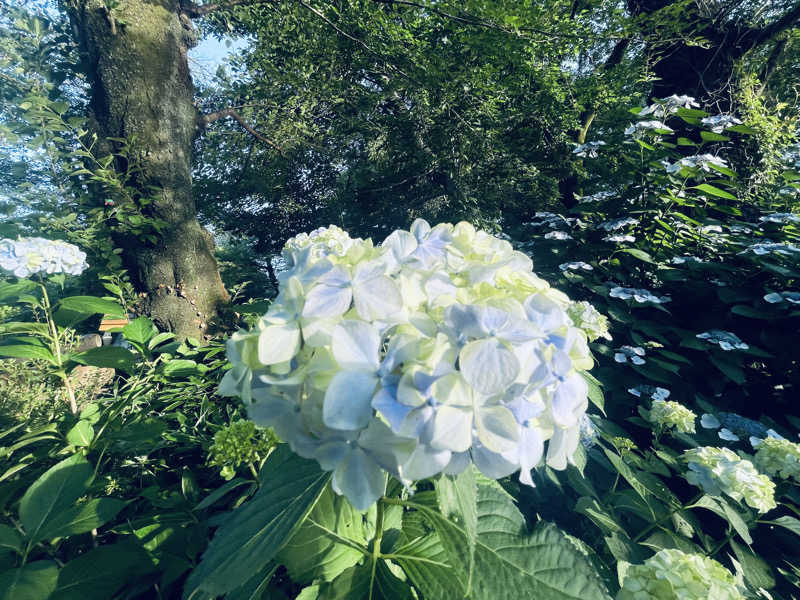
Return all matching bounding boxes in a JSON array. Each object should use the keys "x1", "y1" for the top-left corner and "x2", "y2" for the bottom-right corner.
[{"x1": 64, "y1": 0, "x2": 229, "y2": 338}]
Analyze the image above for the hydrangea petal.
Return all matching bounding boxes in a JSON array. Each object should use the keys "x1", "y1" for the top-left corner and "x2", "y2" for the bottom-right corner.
[
  {"x1": 459, "y1": 338, "x2": 520, "y2": 396},
  {"x1": 323, "y1": 370, "x2": 378, "y2": 430},
  {"x1": 331, "y1": 320, "x2": 380, "y2": 370},
  {"x1": 257, "y1": 322, "x2": 301, "y2": 365},
  {"x1": 332, "y1": 447, "x2": 386, "y2": 511}
]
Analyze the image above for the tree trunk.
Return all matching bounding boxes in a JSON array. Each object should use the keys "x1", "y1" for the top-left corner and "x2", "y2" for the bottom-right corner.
[{"x1": 65, "y1": 0, "x2": 228, "y2": 338}]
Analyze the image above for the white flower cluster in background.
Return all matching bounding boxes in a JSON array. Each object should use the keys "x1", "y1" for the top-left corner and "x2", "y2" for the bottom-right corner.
[
  {"x1": 742, "y1": 241, "x2": 800, "y2": 256},
  {"x1": 598, "y1": 217, "x2": 639, "y2": 231},
  {"x1": 648, "y1": 400, "x2": 696, "y2": 433},
  {"x1": 559, "y1": 261, "x2": 593, "y2": 272},
  {"x1": 610, "y1": 286, "x2": 671, "y2": 304},
  {"x1": 624, "y1": 120, "x2": 673, "y2": 136},
  {"x1": 603, "y1": 234, "x2": 636, "y2": 243},
  {"x1": 0, "y1": 237, "x2": 88, "y2": 278},
  {"x1": 617, "y1": 549, "x2": 745, "y2": 600},
  {"x1": 628, "y1": 385, "x2": 670, "y2": 401},
  {"x1": 758, "y1": 212, "x2": 800, "y2": 225},
  {"x1": 573, "y1": 141, "x2": 606, "y2": 157},
  {"x1": 764, "y1": 291, "x2": 800, "y2": 304},
  {"x1": 637, "y1": 95, "x2": 699, "y2": 119},
  {"x1": 701, "y1": 114, "x2": 743, "y2": 133},
  {"x1": 220, "y1": 220, "x2": 603, "y2": 509},
  {"x1": 577, "y1": 190, "x2": 616, "y2": 204},
  {"x1": 752, "y1": 436, "x2": 800, "y2": 482},
  {"x1": 684, "y1": 446, "x2": 776, "y2": 513},
  {"x1": 696, "y1": 330, "x2": 748, "y2": 351},
  {"x1": 665, "y1": 153, "x2": 728, "y2": 174},
  {"x1": 614, "y1": 345, "x2": 646, "y2": 365}
]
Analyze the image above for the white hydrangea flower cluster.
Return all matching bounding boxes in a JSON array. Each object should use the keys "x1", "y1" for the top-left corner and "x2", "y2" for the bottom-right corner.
[
  {"x1": 220, "y1": 220, "x2": 600, "y2": 510},
  {"x1": 628, "y1": 385, "x2": 670, "y2": 401},
  {"x1": 764, "y1": 291, "x2": 800, "y2": 304},
  {"x1": 598, "y1": 217, "x2": 639, "y2": 231},
  {"x1": 637, "y1": 95, "x2": 699, "y2": 119},
  {"x1": 573, "y1": 141, "x2": 606, "y2": 157},
  {"x1": 701, "y1": 114, "x2": 743, "y2": 133},
  {"x1": 758, "y1": 212, "x2": 800, "y2": 225},
  {"x1": 665, "y1": 153, "x2": 728, "y2": 174},
  {"x1": 624, "y1": 120, "x2": 674, "y2": 136},
  {"x1": 684, "y1": 446, "x2": 776, "y2": 513},
  {"x1": 648, "y1": 400, "x2": 696, "y2": 434},
  {"x1": 617, "y1": 549, "x2": 745, "y2": 600},
  {"x1": 603, "y1": 234, "x2": 636, "y2": 243},
  {"x1": 577, "y1": 190, "x2": 616, "y2": 204},
  {"x1": 559, "y1": 261, "x2": 593, "y2": 272},
  {"x1": 610, "y1": 286, "x2": 671, "y2": 304},
  {"x1": 752, "y1": 436, "x2": 800, "y2": 482},
  {"x1": 567, "y1": 301, "x2": 611, "y2": 341},
  {"x1": 615, "y1": 345, "x2": 646, "y2": 365},
  {"x1": 0, "y1": 237, "x2": 88, "y2": 278},
  {"x1": 696, "y1": 330, "x2": 748, "y2": 351}
]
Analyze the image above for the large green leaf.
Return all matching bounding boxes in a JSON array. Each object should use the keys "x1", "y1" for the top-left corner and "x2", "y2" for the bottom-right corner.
[
  {"x1": 57, "y1": 296, "x2": 126, "y2": 318},
  {"x1": 434, "y1": 467, "x2": 477, "y2": 594},
  {"x1": 52, "y1": 543, "x2": 154, "y2": 600},
  {"x1": 392, "y1": 531, "x2": 460, "y2": 600},
  {"x1": 278, "y1": 484, "x2": 368, "y2": 584},
  {"x1": 406, "y1": 481, "x2": 611, "y2": 600},
  {"x1": 184, "y1": 445, "x2": 330, "y2": 598},
  {"x1": 0, "y1": 280, "x2": 37, "y2": 303},
  {"x1": 32, "y1": 498, "x2": 126, "y2": 543},
  {"x1": 317, "y1": 560, "x2": 414, "y2": 600},
  {"x1": 19, "y1": 454, "x2": 93, "y2": 543},
  {"x1": 0, "y1": 560, "x2": 59, "y2": 600},
  {"x1": 69, "y1": 346, "x2": 136, "y2": 374},
  {"x1": 0, "y1": 524, "x2": 22, "y2": 554},
  {"x1": 0, "y1": 342, "x2": 55, "y2": 363},
  {"x1": 122, "y1": 316, "x2": 157, "y2": 347}
]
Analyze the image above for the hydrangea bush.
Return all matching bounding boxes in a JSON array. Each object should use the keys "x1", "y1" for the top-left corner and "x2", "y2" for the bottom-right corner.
[
  {"x1": 0, "y1": 236, "x2": 88, "y2": 277},
  {"x1": 220, "y1": 220, "x2": 605, "y2": 509}
]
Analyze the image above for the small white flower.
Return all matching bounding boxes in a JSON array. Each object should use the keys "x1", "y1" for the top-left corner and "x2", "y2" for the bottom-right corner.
[
  {"x1": 759, "y1": 212, "x2": 800, "y2": 224},
  {"x1": 701, "y1": 413, "x2": 721, "y2": 429},
  {"x1": 544, "y1": 231, "x2": 572, "y2": 240},
  {"x1": 610, "y1": 286, "x2": 671, "y2": 304},
  {"x1": 718, "y1": 428, "x2": 740, "y2": 442},
  {"x1": 598, "y1": 217, "x2": 639, "y2": 231},
  {"x1": 577, "y1": 190, "x2": 615, "y2": 203},
  {"x1": 625, "y1": 120, "x2": 674, "y2": 136},
  {"x1": 764, "y1": 291, "x2": 800, "y2": 304}
]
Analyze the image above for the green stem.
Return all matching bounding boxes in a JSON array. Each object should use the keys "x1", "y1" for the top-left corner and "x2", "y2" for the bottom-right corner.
[
  {"x1": 632, "y1": 493, "x2": 703, "y2": 542},
  {"x1": 369, "y1": 498, "x2": 386, "y2": 600},
  {"x1": 39, "y1": 281, "x2": 78, "y2": 414}
]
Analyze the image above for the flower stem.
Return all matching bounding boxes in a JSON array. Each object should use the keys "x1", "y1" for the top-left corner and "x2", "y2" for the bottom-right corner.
[
  {"x1": 39, "y1": 281, "x2": 78, "y2": 414},
  {"x1": 369, "y1": 498, "x2": 386, "y2": 600}
]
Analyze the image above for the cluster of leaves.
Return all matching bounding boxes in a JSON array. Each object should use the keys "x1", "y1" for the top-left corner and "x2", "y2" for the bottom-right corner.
[
  {"x1": 497, "y1": 100, "x2": 800, "y2": 595},
  {"x1": 0, "y1": 291, "x2": 278, "y2": 598}
]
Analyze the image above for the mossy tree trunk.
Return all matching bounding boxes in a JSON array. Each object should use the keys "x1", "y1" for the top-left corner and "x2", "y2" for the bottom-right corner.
[{"x1": 65, "y1": 0, "x2": 229, "y2": 338}]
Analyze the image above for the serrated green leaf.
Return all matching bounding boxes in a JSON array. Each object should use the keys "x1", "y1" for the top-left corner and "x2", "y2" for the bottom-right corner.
[
  {"x1": 730, "y1": 539, "x2": 775, "y2": 590},
  {"x1": 435, "y1": 466, "x2": 477, "y2": 594},
  {"x1": 278, "y1": 484, "x2": 367, "y2": 584},
  {"x1": 122, "y1": 317, "x2": 157, "y2": 346},
  {"x1": 409, "y1": 482, "x2": 611, "y2": 599}
]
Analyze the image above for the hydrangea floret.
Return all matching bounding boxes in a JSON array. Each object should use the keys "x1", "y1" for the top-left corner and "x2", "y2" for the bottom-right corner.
[
  {"x1": 637, "y1": 95, "x2": 698, "y2": 119},
  {"x1": 742, "y1": 241, "x2": 800, "y2": 256},
  {"x1": 544, "y1": 231, "x2": 572, "y2": 240},
  {"x1": 603, "y1": 234, "x2": 636, "y2": 243},
  {"x1": 648, "y1": 400, "x2": 696, "y2": 433},
  {"x1": 220, "y1": 220, "x2": 600, "y2": 509},
  {"x1": 752, "y1": 436, "x2": 800, "y2": 482},
  {"x1": 577, "y1": 190, "x2": 615, "y2": 204},
  {"x1": 0, "y1": 237, "x2": 88, "y2": 278},
  {"x1": 624, "y1": 120, "x2": 674, "y2": 136},
  {"x1": 598, "y1": 217, "x2": 639, "y2": 231},
  {"x1": 617, "y1": 549, "x2": 745, "y2": 600},
  {"x1": 683, "y1": 446, "x2": 776, "y2": 513},
  {"x1": 701, "y1": 412, "x2": 769, "y2": 439},
  {"x1": 758, "y1": 212, "x2": 800, "y2": 224}
]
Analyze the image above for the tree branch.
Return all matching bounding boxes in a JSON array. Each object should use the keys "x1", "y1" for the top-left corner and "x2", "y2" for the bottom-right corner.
[
  {"x1": 737, "y1": 1, "x2": 800, "y2": 55},
  {"x1": 200, "y1": 108, "x2": 286, "y2": 156}
]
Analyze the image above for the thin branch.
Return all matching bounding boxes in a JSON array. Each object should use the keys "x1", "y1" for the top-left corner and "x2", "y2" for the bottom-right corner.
[
  {"x1": 371, "y1": 0, "x2": 621, "y2": 40},
  {"x1": 181, "y1": 0, "x2": 275, "y2": 18},
  {"x1": 200, "y1": 108, "x2": 286, "y2": 156}
]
